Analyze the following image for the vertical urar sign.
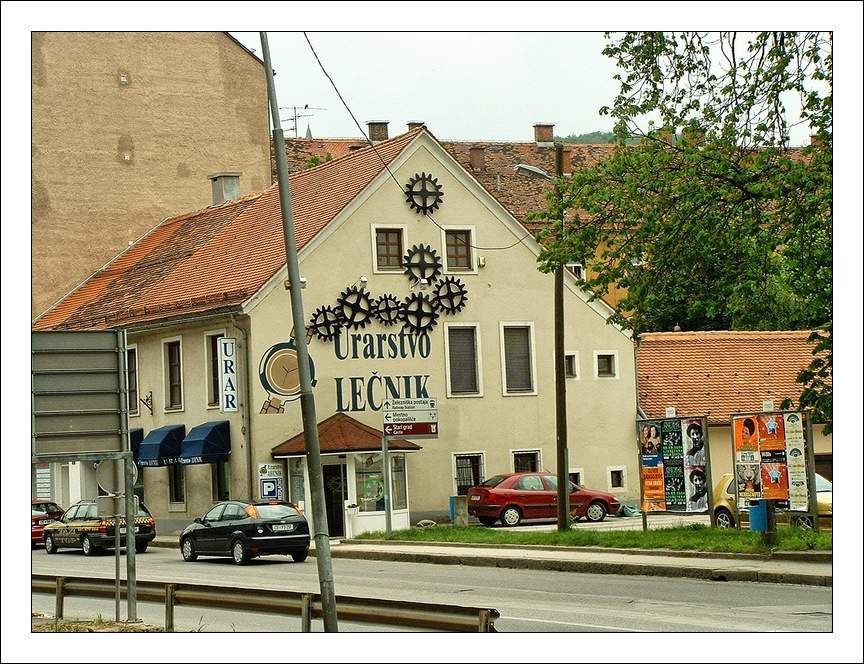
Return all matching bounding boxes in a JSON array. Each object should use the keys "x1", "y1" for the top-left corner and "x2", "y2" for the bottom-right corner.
[{"x1": 219, "y1": 338, "x2": 239, "y2": 413}]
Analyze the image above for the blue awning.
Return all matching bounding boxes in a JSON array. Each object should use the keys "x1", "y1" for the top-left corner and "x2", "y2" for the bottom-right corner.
[
  {"x1": 130, "y1": 428, "x2": 144, "y2": 460},
  {"x1": 177, "y1": 421, "x2": 231, "y2": 465},
  {"x1": 137, "y1": 424, "x2": 185, "y2": 467}
]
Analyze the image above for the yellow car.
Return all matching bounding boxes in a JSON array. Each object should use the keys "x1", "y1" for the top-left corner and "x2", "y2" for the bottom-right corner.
[{"x1": 712, "y1": 472, "x2": 832, "y2": 529}]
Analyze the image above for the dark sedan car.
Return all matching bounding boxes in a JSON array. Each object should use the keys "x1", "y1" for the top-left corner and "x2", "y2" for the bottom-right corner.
[
  {"x1": 467, "y1": 472, "x2": 621, "y2": 527},
  {"x1": 179, "y1": 500, "x2": 310, "y2": 565},
  {"x1": 43, "y1": 500, "x2": 156, "y2": 555}
]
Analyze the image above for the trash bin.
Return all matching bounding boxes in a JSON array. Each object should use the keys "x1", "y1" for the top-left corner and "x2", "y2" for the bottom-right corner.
[
  {"x1": 749, "y1": 499, "x2": 769, "y2": 532},
  {"x1": 449, "y1": 495, "x2": 456, "y2": 523}
]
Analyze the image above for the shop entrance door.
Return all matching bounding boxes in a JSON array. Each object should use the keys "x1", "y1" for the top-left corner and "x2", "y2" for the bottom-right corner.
[{"x1": 322, "y1": 464, "x2": 347, "y2": 538}]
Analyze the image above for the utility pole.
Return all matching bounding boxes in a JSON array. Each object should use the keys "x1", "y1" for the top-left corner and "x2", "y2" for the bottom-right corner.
[
  {"x1": 259, "y1": 32, "x2": 339, "y2": 632},
  {"x1": 554, "y1": 143, "x2": 571, "y2": 532}
]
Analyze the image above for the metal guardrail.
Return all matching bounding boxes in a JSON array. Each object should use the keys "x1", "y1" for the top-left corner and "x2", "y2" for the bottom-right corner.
[{"x1": 32, "y1": 574, "x2": 499, "y2": 632}]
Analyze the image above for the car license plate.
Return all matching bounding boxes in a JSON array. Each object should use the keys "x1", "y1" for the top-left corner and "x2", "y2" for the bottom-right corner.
[
  {"x1": 272, "y1": 523, "x2": 295, "y2": 532},
  {"x1": 40, "y1": 519, "x2": 51, "y2": 525},
  {"x1": 119, "y1": 526, "x2": 139, "y2": 535},
  {"x1": 470, "y1": 495, "x2": 481, "y2": 501}
]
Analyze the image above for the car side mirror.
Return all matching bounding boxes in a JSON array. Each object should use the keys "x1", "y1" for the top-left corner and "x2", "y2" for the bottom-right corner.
[{"x1": 194, "y1": 517, "x2": 204, "y2": 525}]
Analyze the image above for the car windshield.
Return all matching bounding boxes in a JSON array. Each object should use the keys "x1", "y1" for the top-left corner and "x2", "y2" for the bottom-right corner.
[
  {"x1": 256, "y1": 504, "x2": 300, "y2": 519},
  {"x1": 480, "y1": 475, "x2": 507, "y2": 488},
  {"x1": 815, "y1": 474, "x2": 832, "y2": 492},
  {"x1": 33, "y1": 502, "x2": 60, "y2": 513}
]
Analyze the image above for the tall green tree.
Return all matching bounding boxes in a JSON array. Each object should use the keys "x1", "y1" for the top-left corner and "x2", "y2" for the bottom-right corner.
[{"x1": 537, "y1": 32, "x2": 832, "y2": 429}]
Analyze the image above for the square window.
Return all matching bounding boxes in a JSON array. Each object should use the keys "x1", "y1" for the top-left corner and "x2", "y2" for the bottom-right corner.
[
  {"x1": 445, "y1": 230, "x2": 472, "y2": 270},
  {"x1": 375, "y1": 228, "x2": 404, "y2": 271},
  {"x1": 513, "y1": 451, "x2": 539, "y2": 473},
  {"x1": 610, "y1": 469, "x2": 624, "y2": 489},
  {"x1": 597, "y1": 353, "x2": 616, "y2": 378}
]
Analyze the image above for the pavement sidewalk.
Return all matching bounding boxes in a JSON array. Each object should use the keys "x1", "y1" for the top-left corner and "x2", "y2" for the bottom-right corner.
[{"x1": 151, "y1": 536, "x2": 830, "y2": 587}]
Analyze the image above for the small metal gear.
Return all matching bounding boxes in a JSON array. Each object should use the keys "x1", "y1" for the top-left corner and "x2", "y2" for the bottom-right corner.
[
  {"x1": 402, "y1": 292, "x2": 439, "y2": 334},
  {"x1": 432, "y1": 276, "x2": 469, "y2": 315},
  {"x1": 374, "y1": 293, "x2": 404, "y2": 327},
  {"x1": 336, "y1": 285, "x2": 376, "y2": 330},
  {"x1": 308, "y1": 305, "x2": 344, "y2": 342},
  {"x1": 403, "y1": 244, "x2": 443, "y2": 284},
  {"x1": 405, "y1": 172, "x2": 444, "y2": 215}
]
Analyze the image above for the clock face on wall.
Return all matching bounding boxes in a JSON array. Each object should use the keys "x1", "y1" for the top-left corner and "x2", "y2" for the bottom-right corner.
[{"x1": 259, "y1": 342, "x2": 315, "y2": 400}]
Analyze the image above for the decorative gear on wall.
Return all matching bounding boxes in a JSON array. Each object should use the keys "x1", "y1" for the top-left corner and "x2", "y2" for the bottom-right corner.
[
  {"x1": 405, "y1": 172, "x2": 444, "y2": 215},
  {"x1": 308, "y1": 305, "x2": 344, "y2": 342},
  {"x1": 402, "y1": 292, "x2": 439, "y2": 334},
  {"x1": 402, "y1": 244, "x2": 443, "y2": 284},
  {"x1": 431, "y1": 276, "x2": 469, "y2": 315},
  {"x1": 336, "y1": 285, "x2": 376, "y2": 330},
  {"x1": 374, "y1": 293, "x2": 404, "y2": 327}
]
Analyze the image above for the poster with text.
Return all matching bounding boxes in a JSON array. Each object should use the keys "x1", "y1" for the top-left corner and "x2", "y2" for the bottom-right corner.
[
  {"x1": 760, "y1": 450, "x2": 789, "y2": 501},
  {"x1": 784, "y1": 413, "x2": 809, "y2": 511},
  {"x1": 757, "y1": 413, "x2": 786, "y2": 451},
  {"x1": 641, "y1": 457, "x2": 666, "y2": 512}
]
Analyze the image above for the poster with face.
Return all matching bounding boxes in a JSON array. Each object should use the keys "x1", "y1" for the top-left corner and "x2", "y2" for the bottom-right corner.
[
  {"x1": 682, "y1": 418, "x2": 706, "y2": 466},
  {"x1": 784, "y1": 413, "x2": 809, "y2": 511},
  {"x1": 735, "y1": 463, "x2": 761, "y2": 508},
  {"x1": 686, "y1": 465, "x2": 708, "y2": 511},
  {"x1": 733, "y1": 416, "x2": 759, "y2": 452},
  {"x1": 760, "y1": 450, "x2": 789, "y2": 500},
  {"x1": 757, "y1": 414, "x2": 786, "y2": 451},
  {"x1": 639, "y1": 421, "x2": 663, "y2": 456}
]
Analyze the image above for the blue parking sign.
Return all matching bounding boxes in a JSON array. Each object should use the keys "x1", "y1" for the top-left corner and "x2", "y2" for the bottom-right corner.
[{"x1": 260, "y1": 478, "x2": 281, "y2": 500}]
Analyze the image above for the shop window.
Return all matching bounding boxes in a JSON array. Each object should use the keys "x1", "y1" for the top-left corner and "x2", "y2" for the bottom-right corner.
[
  {"x1": 289, "y1": 458, "x2": 306, "y2": 505},
  {"x1": 211, "y1": 462, "x2": 230, "y2": 501},
  {"x1": 355, "y1": 453, "x2": 385, "y2": 512},
  {"x1": 206, "y1": 332, "x2": 224, "y2": 407},
  {"x1": 513, "y1": 450, "x2": 540, "y2": 473},
  {"x1": 168, "y1": 464, "x2": 185, "y2": 504},
  {"x1": 375, "y1": 228, "x2": 404, "y2": 271},
  {"x1": 391, "y1": 455, "x2": 407, "y2": 510},
  {"x1": 163, "y1": 338, "x2": 183, "y2": 410},
  {"x1": 502, "y1": 325, "x2": 534, "y2": 393},
  {"x1": 446, "y1": 325, "x2": 480, "y2": 395},
  {"x1": 595, "y1": 352, "x2": 617, "y2": 378},
  {"x1": 126, "y1": 347, "x2": 138, "y2": 415},
  {"x1": 564, "y1": 353, "x2": 579, "y2": 379},
  {"x1": 454, "y1": 453, "x2": 484, "y2": 495},
  {"x1": 445, "y1": 229, "x2": 473, "y2": 270}
]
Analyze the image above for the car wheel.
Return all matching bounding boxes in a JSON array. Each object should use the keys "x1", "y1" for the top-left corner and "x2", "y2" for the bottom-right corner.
[
  {"x1": 585, "y1": 501, "x2": 607, "y2": 523},
  {"x1": 291, "y1": 548, "x2": 309, "y2": 563},
  {"x1": 478, "y1": 516, "x2": 498, "y2": 527},
  {"x1": 501, "y1": 506, "x2": 522, "y2": 527},
  {"x1": 45, "y1": 534, "x2": 58, "y2": 554},
  {"x1": 82, "y1": 535, "x2": 98, "y2": 556},
  {"x1": 714, "y1": 507, "x2": 735, "y2": 529},
  {"x1": 135, "y1": 542, "x2": 148, "y2": 554},
  {"x1": 793, "y1": 515, "x2": 815, "y2": 530},
  {"x1": 231, "y1": 539, "x2": 249, "y2": 565},
  {"x1": 180, "y1": 537, "x2": 198, "y2": 562}
]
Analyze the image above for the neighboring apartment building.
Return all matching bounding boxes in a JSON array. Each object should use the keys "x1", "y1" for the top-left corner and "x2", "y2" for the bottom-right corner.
[
  {"x1": 31, "y1": 31, "x2": 272, "y2": 318},
  {"x1": 35, "y1": 127, "x2": 640, "y2": 534},
  {"x1": 637, "y1": 330, "x2": 833, "y2": 480}
]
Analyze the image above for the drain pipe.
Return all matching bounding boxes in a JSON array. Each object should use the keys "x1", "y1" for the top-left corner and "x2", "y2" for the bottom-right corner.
[{"x1": 232, "y1": 315, "x2": 255, "y2": 500}]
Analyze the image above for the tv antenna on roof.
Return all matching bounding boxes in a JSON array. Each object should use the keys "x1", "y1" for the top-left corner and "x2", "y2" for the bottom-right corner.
[{"x1": 279, "y1": 104, "x2": 327, "y2": 137}]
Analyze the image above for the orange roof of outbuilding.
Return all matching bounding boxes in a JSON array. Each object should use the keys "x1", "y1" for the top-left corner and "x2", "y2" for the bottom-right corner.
[
  {"x1": 637, "y1": 330, "x2": 830, "y2": 425},
  {"x1": 34, "y1": 127, "x2": 424, "y2": 330},
  {"x1": 271, "y1": 413, "x2": 422, "y2": 457}
]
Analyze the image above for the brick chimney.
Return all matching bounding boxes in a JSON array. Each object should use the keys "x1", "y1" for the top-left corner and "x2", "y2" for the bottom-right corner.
[
  {"x1": 533, "y1": 122, "x2": 554, "y2": 144},
  {"x1": 407, "y1": 121, "x2": 426, "y2": 131},
  {"x1": 208, "y1": 172, "x2": 241, "y2": 205},
  {"x1": 469, "y1": 146, "x2": 486, "y2": 171},
  {"x1": 367, "y1": 121, "x2": 389, "y2": 142}
]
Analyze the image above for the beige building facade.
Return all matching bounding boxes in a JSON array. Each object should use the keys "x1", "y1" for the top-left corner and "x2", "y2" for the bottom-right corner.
[{"x1": 31, "y1": 31, "x2": 271, "y2": 317}]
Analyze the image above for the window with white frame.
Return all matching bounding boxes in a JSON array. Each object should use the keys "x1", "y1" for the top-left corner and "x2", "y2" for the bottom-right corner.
[
  {"x1": 513, "y1": 450, "x2": 540, "y2": 473},
  {"x1": 126, "y1": 346, "x2": 139, "y2": 416},
  {"x1": 163, "y1": 338, "x2": 183, "y2": 410},
  {"x1": 607, "y1": 466, "x2": 627, "y2": 491},
  {"x1": 594, "y1": 351, "x2": 618, "y2": 378},
  {"x1": 569, "y1": 468, "x2": 584, "y2": 487},
  {"x1": 566, "y1": 262, "x2": 584, "y2": 279},
  {"x1": 205, "y1": 331, "x2": 224, "y2": 407},
  {"x1": 374, "y1": 227, "x2": 404, "y2": 271},
  {"x1": 564, "y1": 352, "x2": 579, "y2": 379},
  {"x1": 445, "y1": 324, "x2": 481, "y2": 395},
  {"x1": 444, "y1": 229, "x2": 473, "y2": 271},
  {"x1": 502, "y1": 324, "x2": 535, "y2": 394},
  {"x1": 454, "y1": 453, "x2": 485, "y2": 495}
]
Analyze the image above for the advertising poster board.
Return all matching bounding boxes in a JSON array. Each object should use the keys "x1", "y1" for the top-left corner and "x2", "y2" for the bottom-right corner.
[{"x1": 638, "y1": 416, "x2": 710, "y2": 514}]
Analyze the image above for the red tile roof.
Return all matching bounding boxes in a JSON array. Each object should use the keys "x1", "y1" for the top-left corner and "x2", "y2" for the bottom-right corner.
[
  {"x1": 34, "y1": 128, "x2": 424, "y2": 330},
  {"x1": 637, "y1": 330, "x2": 830, "y2": 425},
  {"x1": 271, "y1": 413, "x2": 422, "y2": 456}
]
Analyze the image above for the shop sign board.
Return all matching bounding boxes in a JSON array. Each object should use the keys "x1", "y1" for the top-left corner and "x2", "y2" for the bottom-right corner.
[
  {"x1": 258, "y1": 463, "x2": 285, "y2": 501},
  {"x1": 219, "y1": 337, "x2": 239, "y2": 413}
]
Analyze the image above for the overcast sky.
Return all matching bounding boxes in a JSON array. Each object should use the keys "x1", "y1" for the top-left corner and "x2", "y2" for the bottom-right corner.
[{"x1": 232, "y1": 32, "x2": 621, "y2": 142}]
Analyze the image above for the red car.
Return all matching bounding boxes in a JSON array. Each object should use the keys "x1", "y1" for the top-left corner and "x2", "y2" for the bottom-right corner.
[
  {"x1": 467, "y1": 472, "x2": 620, "y2": 527},
  {"x1": 31, "y1": 500, "x2": 64, "y2": 548}
]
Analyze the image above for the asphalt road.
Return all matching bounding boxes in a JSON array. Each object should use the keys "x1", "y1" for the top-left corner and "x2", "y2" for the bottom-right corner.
[{"x1": 31, "y1": 547, "x2": 831, "y2": 632}]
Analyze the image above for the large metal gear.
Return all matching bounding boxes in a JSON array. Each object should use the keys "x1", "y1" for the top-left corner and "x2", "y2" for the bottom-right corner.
[
  {"x1": 308, "y1": 304, "x2": 344, "y2": 342},
  {"x1": 336, "y1": 285, "x2": 376, "y2": 330},
  {"x1": 402, "y1": 292, "x2": 439, "y2": 334},
  {"x1": 402, "y1": 244, "x2": 443, "y2": 285},
  {"x1": 405, "y1": 172, "x2": 444, "y2": 215},
  {"x1": 431, "y1": 276, "x2": 469, "y2": 315},
  {"x1": 374, "y1": 293, "x2": 404, "y2": 327}
]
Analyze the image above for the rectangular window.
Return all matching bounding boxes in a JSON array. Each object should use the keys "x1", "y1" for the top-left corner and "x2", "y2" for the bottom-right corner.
[
  {"x1": 211, "y1": 462, "x2": 230, "y2": 501},
  {"x1": 206, "y1": 333, "x2": 224, "y2": 407},
  {"x1": 454, "y1": 454, "x2": 484, "y2": 495},
  {"x1": 375, "y1": 228, "x2": 404, "y2": 271},
  {"x1": 289, "y1": 458, "x2": 305, "y2": 505},
  {"x1": 164, "y1": 340, "x2": 183, "y2": 409},
  {"x1": 596, "y1": 353, "x2": 616, "y2": 378},
  {"x1": 446, "y1": 325, "x2": 480, "y2": 395},
  {"x1": 564, "y1": 353, "x2": 578, "y2": 379},
  {"x1": 445, "y1": 229, "x2": 473, "y2": 271},
  {"x1": 391, "y1": 454, "x2": 408, "y2": 510},
  {"x1": 503, "y1": 325, "x2": 534, "y2": 393},
  {"x1": 355, "y1": 453, "x2": 385, "y2": 513},
  {"x1": 513, "y1": 450, "x2": 540, "y2": 473},
  {"x1": 168, "y1": 464, "x2": 185, "y2": 503},
  {"x1": 566, "y1": 262, "x2": 584, "y2": 279},
  {"x1": 569, "y1": 470, "x2": 583, "y2": 486},
  {"x1": 609, "y1": 468, "x2": 625, "y2": 489},
  {"x1": 126, "y1": 347, "x2": 138, "y2": 415}
]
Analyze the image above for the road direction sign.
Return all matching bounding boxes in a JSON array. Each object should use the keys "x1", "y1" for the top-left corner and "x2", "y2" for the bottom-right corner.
[
  {"x1": 382, "y1": 398, "x2": 437, "y2": 412},
  {"x1": 382, "y1": 397, "x2": 438, "y2": 438},
  {"x1": 383, "y1": 422, "x2": 438, "y2": 438},
  {"x1": 383, "y1": 409, "x2": 438, "y2": 424}
]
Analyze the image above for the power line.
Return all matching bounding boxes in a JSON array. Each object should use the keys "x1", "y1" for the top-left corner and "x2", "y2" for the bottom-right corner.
[{"x1": 302, "y1": 32, "x2": 539, "y2": 252}]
